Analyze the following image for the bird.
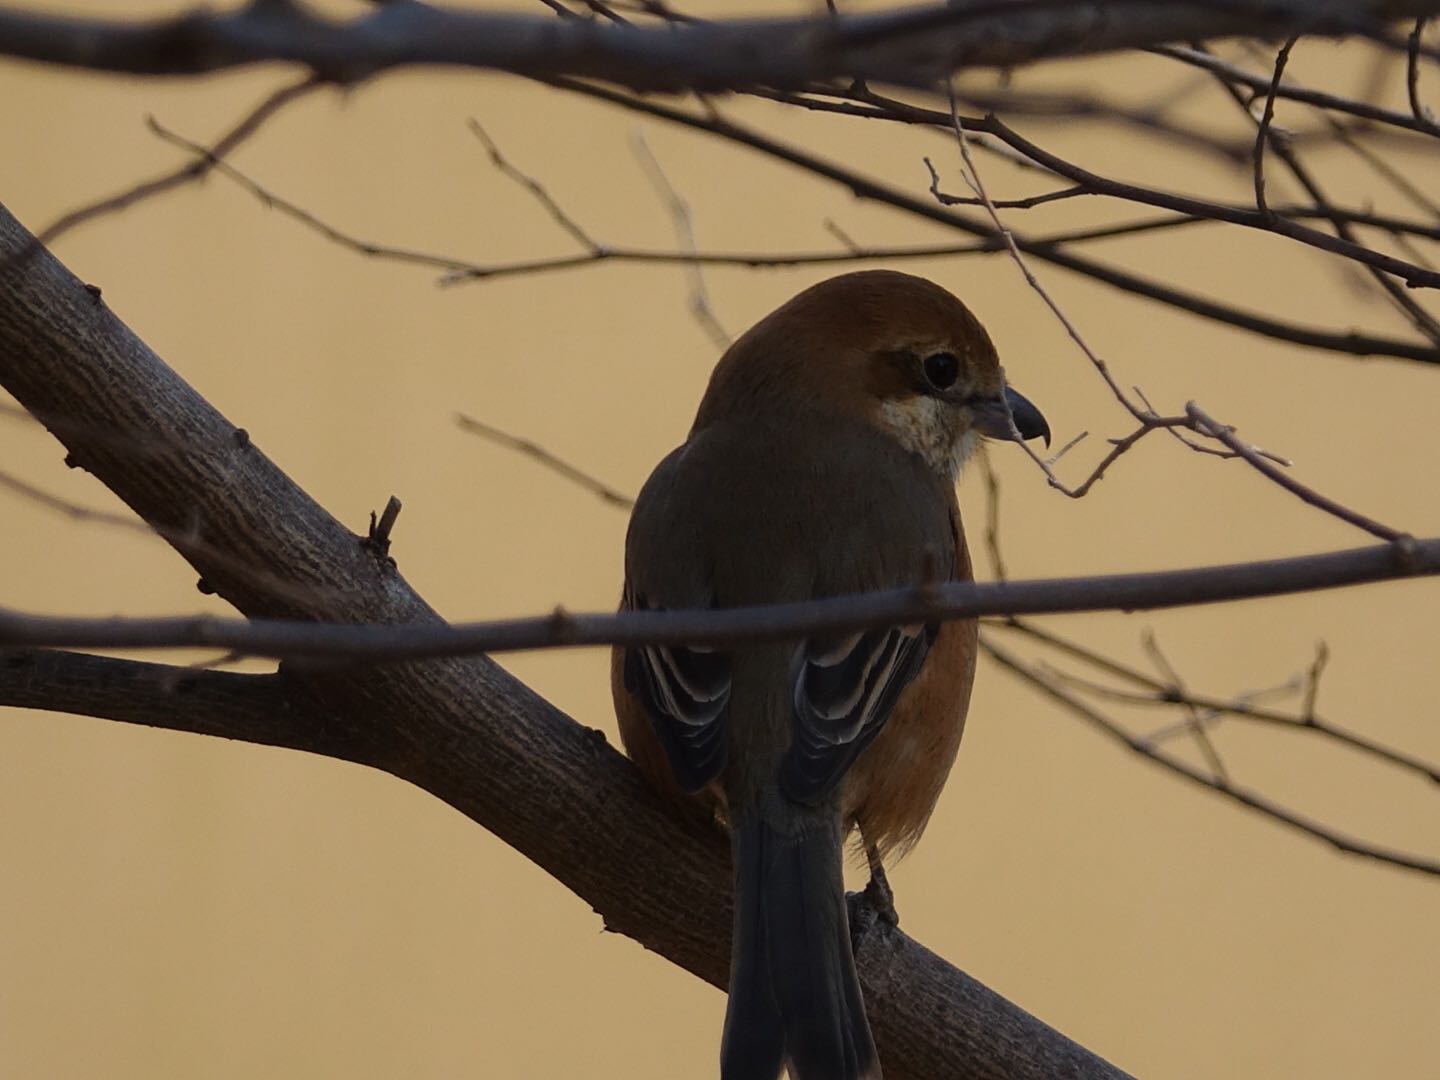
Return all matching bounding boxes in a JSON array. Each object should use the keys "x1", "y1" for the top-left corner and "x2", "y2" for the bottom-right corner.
[{"x1": 611, "y1": 269, "x2": 1049, "y2": 1080}]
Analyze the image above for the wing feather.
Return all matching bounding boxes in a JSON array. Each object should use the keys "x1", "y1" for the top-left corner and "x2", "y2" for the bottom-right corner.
[
  {"x1": 622, "y1": 590, "x2": 732, "y2": 793},
  {"x1": 781, "y1": 622, "x2": 935, "y2": 803}
]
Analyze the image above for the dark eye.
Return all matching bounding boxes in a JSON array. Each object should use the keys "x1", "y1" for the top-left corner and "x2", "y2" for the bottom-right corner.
[{"x1": 922, "y1": 351, "x2": 960, "y2": 391}]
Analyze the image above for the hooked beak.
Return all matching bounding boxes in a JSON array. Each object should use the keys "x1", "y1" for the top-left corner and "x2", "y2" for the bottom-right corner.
[{"x1": 972, "y1": 386, "x2": 1050, "y2": 447}]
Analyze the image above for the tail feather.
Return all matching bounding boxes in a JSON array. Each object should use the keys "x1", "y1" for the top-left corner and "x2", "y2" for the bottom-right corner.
[
  {"x1": 721, "y1": 815, "x2": 879, "y2": 1080},
  {"x1": 722, "y1": 820, "x2": 786, "y2": 1080}
]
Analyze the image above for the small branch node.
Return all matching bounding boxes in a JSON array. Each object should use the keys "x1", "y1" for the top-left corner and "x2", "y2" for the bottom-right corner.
[
  {"x1": 363, "y1": 495, "x2": 403, "y2": 562},
  {"x1": 1301, "y1": 640, "x2": 1330, "y2": 725}
]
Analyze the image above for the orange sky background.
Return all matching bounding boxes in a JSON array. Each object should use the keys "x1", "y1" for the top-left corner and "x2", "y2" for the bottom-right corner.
[{"x1": 2, "y1": 3, "x2": 1438, "y2": 1078}]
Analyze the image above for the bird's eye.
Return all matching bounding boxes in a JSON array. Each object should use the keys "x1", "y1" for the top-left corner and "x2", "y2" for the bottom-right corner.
[{"x1": 921, "y1": 351, "x2": 960, "y2": 391}]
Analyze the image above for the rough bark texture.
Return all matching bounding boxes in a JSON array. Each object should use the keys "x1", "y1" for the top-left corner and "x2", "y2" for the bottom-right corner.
[{"x1": 0, "y1": 201, "x2": 1130, "y2": 1079}]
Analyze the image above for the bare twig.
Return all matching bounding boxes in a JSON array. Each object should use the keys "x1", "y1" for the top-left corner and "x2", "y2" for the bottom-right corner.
[
  {"x1": 549, "y1": 78, "x2": 1440, "y2": 363},
  {"x1": 1140, "y1": 629, "x2": 1230, "y2": 784},
  {"x1": 939, "y1": 90, "x2": 1284, "y2": 503},
  {"x1": 988, "y1": 618, "x2": 1440, "y2": 785},
  {"x1": 32, "y1": 76, "x2": 320, "y2": 251},
  {"x1": 1301, "y1": 640, "x2": 1330, "y2": 723},
  {"x1": 1185, "y1": 403, "x2": 1408, "y2": 541},
  {"x1": 1324, "y1": 120, "x2": 1440, "y2": 222},
  {"x1": 1409, "y1": 17, "x2": 1436, "y2": 126},
  {"x1": 0, "y1": 467, "x2": 161, "y2": 535},
  {"x1": 631, "y1": 130, "x2": 731, "y2": 349},
  {"x1": 979, "y1": 115, "x2": 1440, "y2": 291},
  {"x1": 1209, "y1": 42, "x2": 1440, "y2": 343},
  {"x1": 983, "y1": 636, "x2": 1440, "y2": 879},
  {"x1": 469, "y1": 119, "x2": 598, "y2": 249},
  {"x1": 1152, "y1": 43, "x2": 1440, "y2": 138},
  {"x1": 4, "y1": 537, "x2": 1440, "y2": 661},
  {"x1": 148, "y1": 118, "x2": 484, "y2": 275},
  {"x1": 978, "y1": 447, "x2": 1008, "y2": 582},
  {"x1": 1252, "y1": 36, "x2": 1298, "y2": 215},
  {"x1": 456, "y1": 413, "x2": 634, "y2": 509},
  {"x1": 932, "y1": 84, "x2": 1434, "y2": 538},
  {"x1": 145, "y1": 104, "x2": 1440, "y2": 368},
  {"x1": 938, "y1": 95, "x2": 1136, "y2": 415},
  {"x1": 921, "y1": 182, "x2": 1088, "y2": 211}
]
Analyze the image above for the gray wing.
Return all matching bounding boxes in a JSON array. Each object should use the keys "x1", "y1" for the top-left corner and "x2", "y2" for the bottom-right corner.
[
  {"x1": 620, "y1": 442, "x2": 733, "y2": 794},
  {"x1": 622, "y1": 587, "x2": 732, "y2": 794},
  {"x1": 780, "y1": 622, "x2": 935, "y2": 804}
]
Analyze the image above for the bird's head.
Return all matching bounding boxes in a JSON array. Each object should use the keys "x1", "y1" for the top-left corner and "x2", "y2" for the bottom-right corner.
[{"x1": 695, "y1": 270, "x2": 1049, "y2": 479}]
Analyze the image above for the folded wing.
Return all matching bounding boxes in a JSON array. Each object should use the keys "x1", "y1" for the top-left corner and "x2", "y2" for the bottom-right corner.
[
  {"x1": 622, "y1": 588, "x2": 732, "y2": 793},
  {"x1": 782, "y1": 621, "x2": 935, "y2": 803}
]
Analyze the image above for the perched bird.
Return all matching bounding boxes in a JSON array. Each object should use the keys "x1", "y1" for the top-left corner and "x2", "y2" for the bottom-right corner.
[{"x1": 612, "y1": 270, "x2": 1048, "y2": 1080}]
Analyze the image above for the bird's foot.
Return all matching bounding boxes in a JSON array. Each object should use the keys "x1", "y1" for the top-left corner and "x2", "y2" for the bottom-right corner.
[{"x1": 863, "y1": 855, "x2": 899, "y2": 927}]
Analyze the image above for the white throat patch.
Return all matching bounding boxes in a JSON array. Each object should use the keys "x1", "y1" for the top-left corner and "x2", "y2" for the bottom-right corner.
[{"x1": 877, "y1": 396, "x2": 976, "y2": 480}]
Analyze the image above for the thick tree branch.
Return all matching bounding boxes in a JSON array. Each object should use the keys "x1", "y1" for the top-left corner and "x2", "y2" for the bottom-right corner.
[
  {"x1": 0, "y1": 1, "x2": 1434, "y2": 89},
  {"x1": 0, "y1": 648, "x2": 353, "y2": 757},
  {"x1": 0, "y1": 200, "x2": 1126, "y2": 1077}
]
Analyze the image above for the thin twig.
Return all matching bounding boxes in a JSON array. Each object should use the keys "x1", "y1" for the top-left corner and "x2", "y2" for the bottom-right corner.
[
  {"x1": 939, "y1": 88, "x2": 1238, "y2": 499},
  {"x1": 1324, "y1": 120, "x2": 1440, "y2": 223},
  {"x1": 146, "y1": 106, "x2": 1440, "y2": 366},
  {"x1": 1140, "y1": 629, "x2": 1230, "y2": 784},
  {"x1": 33, "y1": 76, "x2": 320, "y2": 251},
  {"x1": 1301, "y1": 640, "x2": 1330, "y2": 723},
  {"x1": 1252, "y1": 36, "x2": 1298, "y2": 215},
  {"x1": 469, "y1": 118, "x2": 599, "y2": 250},
  {"x1": 554, "y1": 80, "x2": 1440, "y2": 362},
  {"x1": 983, "y1": 636, "x2": 1440, "y2": 879},
  {"x1": 991, "y1": 618, "x2": 1440, "y2": 785},
  {"x1": 923, "y1": 182, "x2": 1087, "y2": 210},
  {"x1": 148, "y1": 118, "x2": 483, "y2": 275},
  {"x1": 1409, "y1": 17, "x2": 1436, "y2": 126},
  {"x1": 978, "y1": 447, "x2": 1008, "y2": 582},
  {"x1": 935, "y1": 77, "x2": 1435, "y2": 528},
  {"x1": 1152, "y1": 43, "x2": 1440, "y2": 139},
  {"x1": 1216, "y1": 41, "x2": 1440, "y2": 343},
  {"x1": 456, "y1": 413, "x2": 634, "y2": 508},
  {"x1": 1186, "y1": 403, "x2": 1408, "y2": 541},
  {"x1": 0, "y1": 467, "x2": 160, "y2": 535},
  {"x1": 631, "y1": 130, "x2": 731, "y2": 349},
  {"x1": 4, "y1": 538, "x2": 1440, "y2": 660}
]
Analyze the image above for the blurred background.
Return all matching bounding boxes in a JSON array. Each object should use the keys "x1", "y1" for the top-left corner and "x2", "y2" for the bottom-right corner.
[{"x1": 2, "y1": 2, "x2": 1438, "y2": 1077}]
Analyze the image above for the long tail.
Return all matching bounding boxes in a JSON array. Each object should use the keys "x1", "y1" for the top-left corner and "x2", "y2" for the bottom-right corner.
[{"x1": 721, "y1": 813, "x2": 879, "y2": 1080}]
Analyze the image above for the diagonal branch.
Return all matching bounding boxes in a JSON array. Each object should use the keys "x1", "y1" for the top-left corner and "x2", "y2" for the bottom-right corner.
[{"x1": 0, "y1": 648, "x2": 352, "y2": 758}]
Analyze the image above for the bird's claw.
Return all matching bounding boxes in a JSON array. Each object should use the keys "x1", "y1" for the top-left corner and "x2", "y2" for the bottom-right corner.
[{"x1": 863, "y1": 861, "x2": 899, "y2": 927}]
